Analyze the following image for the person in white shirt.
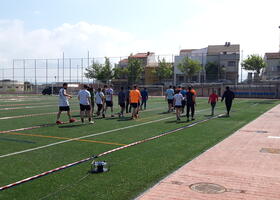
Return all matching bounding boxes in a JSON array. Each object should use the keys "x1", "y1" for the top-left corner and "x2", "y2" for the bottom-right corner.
[
  {"x1": 173, "y1": 89, "x2": 184, "y2": 121},
  {"x1": 103, "y1": 85, "x2": 114, "y2": 118},
  {"x1": 95, "y1": 87, "x2": 105, "y2": 117},
  {"x1": 78, "y1": 85, "x2": 94, "y2": 124},
  {"x1": 56, "y1": 83, "x2": 75, "y2": 124},
  {"x1": 165, "y1": 85, "x2": 174, "y2": 112}
]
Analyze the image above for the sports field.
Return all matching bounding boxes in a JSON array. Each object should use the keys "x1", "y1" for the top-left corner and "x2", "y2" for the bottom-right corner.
[{"x1": 0, "y1": 94, "x2": 279, "y2": 200}]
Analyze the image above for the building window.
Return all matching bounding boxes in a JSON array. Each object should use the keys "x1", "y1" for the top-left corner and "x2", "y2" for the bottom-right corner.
[
  {"x1": 179, "y1": 75, "x2": 184, "y2": 82},
  {"x1": 228, "y1": 61, "x2": 236, "y2": 67}
]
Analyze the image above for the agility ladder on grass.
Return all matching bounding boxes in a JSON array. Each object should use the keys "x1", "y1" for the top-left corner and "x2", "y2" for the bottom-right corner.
[{"x1": 0, "y1": 114, "x2": 223, "y2": 191}]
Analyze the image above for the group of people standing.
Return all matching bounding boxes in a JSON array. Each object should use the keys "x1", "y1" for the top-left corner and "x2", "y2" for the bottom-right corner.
[
  {"x1": 55, "y1": 83, "x2": 149, "y2": 124},
  {"x1": 165, "y1": 85, "x2": 197, "y2": 122},
  {"x1": 55, "y1": 82, "x2": 235, "y2": 125},
  {"x1": 165, "y1": 85, "x2": 235, "y2": 122}
]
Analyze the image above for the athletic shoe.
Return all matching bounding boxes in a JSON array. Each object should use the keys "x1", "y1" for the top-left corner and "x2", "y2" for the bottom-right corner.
[
  {"x1": 56, "y1": 120, "x2": 63, "y2": 125},
  {"x1": 69, "y1": 118, "x2": 76, "y2": 123},
  {"x1": 186, "y1": 118, "x2": 190, "y2": 122},
  {"x1": 102, "y1": 114, "x2": 105, "y2": 118},
  {"x1": 191, "y1": 118, "x2": 195, "y2": 121},
  {"x1": 89, "y1": 121, "x2": 95, "y2": 124}
]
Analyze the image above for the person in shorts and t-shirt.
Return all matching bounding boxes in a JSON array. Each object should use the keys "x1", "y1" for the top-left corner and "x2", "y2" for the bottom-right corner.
[
  {"x1": 173, "y1": 89, "x2": 184, "y2": 121},
  {"x1": 208, "y1": 89, "x2": 219, "y2": 116},
  {"x1": 180, "y1": 87, "x2": 187, "y2": 113},
  {"x1": 78, "y1": 84, "x2": 94, "y2": 124},
  {"x1": 165, "y1": 85, "x2": 174, "y2": 112},
  {"x1": 130, "y1": 85, "x2": 141, "y2": 120},
  {"x1": 95, "y1": 88, "x2": 105, "y2": 117},
  {"x1": 118, "y1": 86, "x2": 126, "y2": 118},
  {"x1": 186, "y1": 86, "x2": 196, "y2": 121},
  {"x1": 140, "y1": 88, "x2": 148, "y2": 110},
  {"x1": 56, "y1": 83, "x2": 75, "y2": 124},
  {"x1": 103, "y1": 85, "x2": 114, "y2": 118},
  {"x1": 87, "y1": 85, "x2": 95, "y2": 117}
]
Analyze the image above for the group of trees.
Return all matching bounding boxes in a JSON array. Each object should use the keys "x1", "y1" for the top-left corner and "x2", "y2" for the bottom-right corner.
[
  {"x1": 85, "y1": 56, "x2": 174, "y2": 85},
  {"x1": 85, "y1": 56, "x2": 143, "y2": 85},
  {"x1": 85, "y1": 54, "x2": 267, "y2": 85}
]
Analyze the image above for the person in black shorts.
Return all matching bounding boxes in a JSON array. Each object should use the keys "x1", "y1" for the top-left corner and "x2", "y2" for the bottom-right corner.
[
  {"x1": 78, "y1": 85, "x2": 93, "y2": 124},
  {"x1": 125, "y1": 86, "x2": 131, "y2": 113},
  {"x1": 118, "y1": 87, "x2": 126, "y2": 118},
  {"x1": 186, "y1": 86, "x2": 196, "y2": 121},
  {"x1": 221, "y1": 86, "x2": 235, "y2": 117}
]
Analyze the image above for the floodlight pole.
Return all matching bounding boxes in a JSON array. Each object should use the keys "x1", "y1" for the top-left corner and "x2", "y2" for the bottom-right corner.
[
  {"x1": 62, "y1": 52, "x2": 65, "y2": 82},
  {"x1": 57, "y1": 59, "x2": 59, "y2": 83},
  {"x1": 278, "y1": 26, "x2": 280, "y2": 52},
  {"x1": 69, "y1": 58, "x2": 72, "y2": 83}
]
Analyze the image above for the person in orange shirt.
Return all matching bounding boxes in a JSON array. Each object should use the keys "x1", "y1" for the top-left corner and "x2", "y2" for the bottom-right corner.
[
  {"x1": 130, "y1": 85, "x2": 141, "y2": 120},
  {"x1": 208, "y1": 89, "x2": 219, "y2": 116}
]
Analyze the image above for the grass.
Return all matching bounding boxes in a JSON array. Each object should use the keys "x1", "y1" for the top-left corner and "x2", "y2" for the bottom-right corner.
[{"x1": 0, "y1": 94, "x2": 278, "y2": 200}]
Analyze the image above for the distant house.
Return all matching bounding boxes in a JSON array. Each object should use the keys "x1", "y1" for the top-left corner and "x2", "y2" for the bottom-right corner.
[
  {"x1": 174, "y1": 48, "x2": 207, "y2": 85},
  {"x1": 0, "y1": 79, "x2": 24, "y2": 92},
  {"x1": 174, "y1": 43, "x2": 240, "y2": 85},
  {"x1": 263, "y1": 52, "x2": 280, "y2": 80},
  {"x1": 115, "y1": 52, "x2": 159, "y2": 85},
  {"x1": 207, "y1": 43, "x2": 240, "y2": 83}
]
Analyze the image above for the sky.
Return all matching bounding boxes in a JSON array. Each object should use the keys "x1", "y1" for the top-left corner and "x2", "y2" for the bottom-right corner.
[{"x1": 0, "y1": 0, "x2": 280, "y2": 80}]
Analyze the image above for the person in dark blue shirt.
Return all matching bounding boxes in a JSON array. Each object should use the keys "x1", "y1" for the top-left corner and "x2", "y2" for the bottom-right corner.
[
  {"x1": 221, "y1": 86, "x2": 235, "y2": 117},
  {"x1": 118, "y1": 86, "x2": 126, "y2": 118},
  {"x1": 140, "y1": 88, "x2": 148, "y2": 110},
  {"x1": 125, "y1": 86, "x2": 131, "y2": 113}
]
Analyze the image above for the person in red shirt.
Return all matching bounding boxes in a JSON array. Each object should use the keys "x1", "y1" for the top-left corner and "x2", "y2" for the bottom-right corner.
[{"x1": 208, "y1": 89, "x2": 219, "y2": 116}]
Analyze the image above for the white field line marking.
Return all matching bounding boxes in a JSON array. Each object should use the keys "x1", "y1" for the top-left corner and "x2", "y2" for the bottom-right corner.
[
  {"x1": 0, "y1": 100, "x2": 251, "y2": 159},
  {"x1": 268, "y1": 136, "x2": 280, "y2": 139},
  {"x1": 0, "y1": 104, "x2": 54, "y2": 111},
  {"x1": 0, "y1": 107, "x2": 213, "y2": 159}
]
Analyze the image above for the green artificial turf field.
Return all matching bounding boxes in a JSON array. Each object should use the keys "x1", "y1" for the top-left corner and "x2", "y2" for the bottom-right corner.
[{"x1": 0, "y1": 94, "x2": 279, "y2": 200}]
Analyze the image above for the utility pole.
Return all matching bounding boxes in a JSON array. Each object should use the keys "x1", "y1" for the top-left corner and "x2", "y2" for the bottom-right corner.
[
  {"x1": 241, "y1": 50, "x2": 243, "y2": 83},
  {"x1": 278, "y1": 26, "x2": 280, "y2": 52}
]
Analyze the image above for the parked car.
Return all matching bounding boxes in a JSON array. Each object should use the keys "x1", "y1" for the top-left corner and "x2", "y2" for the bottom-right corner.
[{"x1": 42, "y1": 87, "x2": 60, "y2": 95}]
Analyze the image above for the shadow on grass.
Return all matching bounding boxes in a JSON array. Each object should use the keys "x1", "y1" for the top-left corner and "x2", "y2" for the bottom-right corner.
[
  {"x1": 117, "y1": 117, "x2": 132, "y2": 121},
  {"x1": 58, "y1": 124, "x2": 86, "y2": 128},
  {"x1": 165, "y1": 120, "x2": 187, "y2": 124},
  {"x1": 218, "y1": 115, "x2": 230, "y2": 118}
]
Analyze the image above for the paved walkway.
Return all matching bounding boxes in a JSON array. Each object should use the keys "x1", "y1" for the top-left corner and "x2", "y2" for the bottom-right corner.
[{"x1": 137, "y1": 104, "x2": 280, "y2": 200}]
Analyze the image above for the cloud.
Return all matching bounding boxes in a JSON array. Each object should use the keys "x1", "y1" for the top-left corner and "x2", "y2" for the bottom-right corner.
[
  {"x1": 0, "y1": 20, "x2": 153, "y2": 66},
  {"x1": 159, "y1": 0, "x2": 280, "y2": 57}
]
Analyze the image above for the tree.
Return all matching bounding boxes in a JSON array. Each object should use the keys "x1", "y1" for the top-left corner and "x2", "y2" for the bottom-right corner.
[
  {"x1": 113, "y1": 67, "x2": 128, "y2": 79},
  {"x1": 127, "y1": 56, "x2": 144, "y2": 85},
  {"x1": 205, "y1": 62, "x2": 219, "y2": 81},
  {"x1": 101, "y1": 57, "x2": 114, "y2": 82},
  {"x1": 85, "y1": 57, "x2": 113, "y2": 83},
  {"x1": 242, "y1": 54, "x2": 266, "y2": 75},
  {"x1": 154, "y1": 58, "x2": 173, "y2": 83},
  {"x1": 85, "y1": 62, "x2": 102, "y2": 81},
  {"x1": 177, "y1": 57, "x2": 202, "y2": 82}
]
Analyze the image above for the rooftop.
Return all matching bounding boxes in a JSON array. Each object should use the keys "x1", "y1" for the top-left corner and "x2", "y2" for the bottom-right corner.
[
  {"x1": 265, "y1": 52, "x2": 280, "y2": 59},
  {"x1": 207, "y1": 44, "x2": 240, "y2": 55},
  {"x1": 180, "y1": 49, "x2": 197, "y2": 54},
  {"x1": 130, "y1": 52, "x2": 155, "y2": 58}
]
